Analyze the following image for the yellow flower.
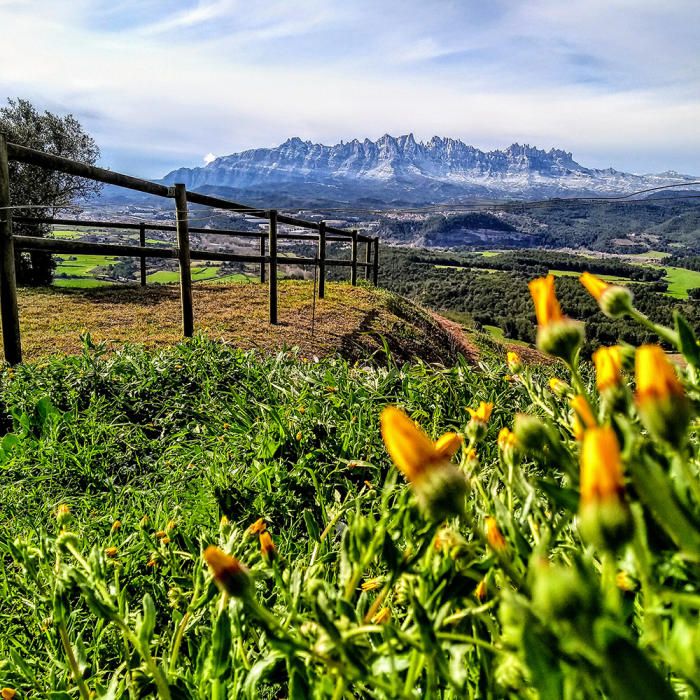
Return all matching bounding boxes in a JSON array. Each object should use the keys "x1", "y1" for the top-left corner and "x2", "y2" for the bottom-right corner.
[
  {"x1": 204, "y1": 546, "x2": 251, "y2": 597},
  {"x1": 579, "y1": 426, "x2": 633, "y2": 550},
  {"x1": 295, "y1": 431, "x2": 302, "y2": 442},
  {"x1": 570, "y1": 395, "x2": 596, "y2": 440},
  {"x1": 580, "y1": 272, "x2": 633, "y2": 318},
  {"x1": 380, "y1": 406, "x2": 467, "y2": 520},
  {"x1": 381, "y1": 407, "x2": 461, "y2": 482},
  {"x1": 506, "y1": 351, "x2": 522, "y2": 373},
  {"x1": 528, "y1": 275, "x2": 583, "y2": 361},
  {"x1": 248, "y1": 518, "x2": 267, "y2": 535},
  {"x1": 259, "y1": 531, "x2": 277, "y2": 562},
  {"x1": 579, "y1": 271, "x2": 609, "y2": 301},
  {"x1": 1, "y1": 689, "x2": 17, "y2": 700},
  {"x1": 529, "y1": 274, "x2": 563, "y2": 326},
  {"x1": 111, "y1": 519, "x2": 122, "y2": 533},
  {"x1": 474, "y1": 579, "x2": 488, "y2": 602},
  {"x1": 166, "y1": 519, "x2": 177, "y2": 532},
  {"x1": 593, "y1": 346, "x2": 623, "y2": 392},
  {"x1": 371, "y1": 607, "x2": 391, "y2": 624},
  {"x1": 467, "y1": 401, "x2": 493, "y2": 424},
  {"x1": 104, "y1": 546, "x2": 118, "y2": 558},
  {"x1": 56, "y1": 503, "x2": 71, "y2": 527},
  {"x1": 580, "y1": 427, "x2": 623, "y2": 504},
  {"x1": 485, "y1": 516, "x2": 507, "y2": 553},
  {"x1": 361, "y1": 578, "x2": 382, "y2": 592},
  {"x1": 155, "y1": 530, "x2": 167, "y2": 539},
  {"x1": 497, "y1": 427, "x2": 518, "y2": 452},
  {"x1": 161, "y1": 536, "x2": 171, "y2": 546},
  {"x1": 635, "y1": 345, "x2": 689, "y2": 445},
  {"x1": 548, "y1": 377, "x2": 570, "y2": 397}
]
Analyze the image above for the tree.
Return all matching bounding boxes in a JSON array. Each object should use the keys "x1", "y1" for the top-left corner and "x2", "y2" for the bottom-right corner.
[{"x1": 0, "y1": 98, "x2": 102, "y2": 285}]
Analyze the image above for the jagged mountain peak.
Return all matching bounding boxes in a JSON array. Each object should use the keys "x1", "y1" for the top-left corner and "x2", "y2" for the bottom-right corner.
[{"x1": 161, "y1": 134, "x2": 695, "y2": 204}]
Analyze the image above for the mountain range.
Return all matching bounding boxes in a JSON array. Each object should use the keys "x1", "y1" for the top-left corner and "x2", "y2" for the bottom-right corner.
[{"x1": 157, "y1": 134, "x2": 697, "y2": 206}]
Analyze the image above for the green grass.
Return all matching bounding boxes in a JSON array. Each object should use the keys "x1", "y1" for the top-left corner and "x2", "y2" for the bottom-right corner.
[
  {"x1": 659, "y1": 266, "x2": 700, "y2": 298},
  {"x1": 548, "y1": 269, "x2": 630, "y2": 283},
  {"x1": 55, "y1": 254, "x2": 119, "y2": 277},
  {"x1": 52, "y1": 277, "x2": 115, "y2": 288},
  {"x1": 50, "y1": 229, "x2": 84, "y2": 240}
]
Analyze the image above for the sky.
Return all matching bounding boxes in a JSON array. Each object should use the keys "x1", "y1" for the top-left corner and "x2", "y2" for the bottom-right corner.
[{"x1": 1, "y1": 0, "x2": 699, "y2": 177}]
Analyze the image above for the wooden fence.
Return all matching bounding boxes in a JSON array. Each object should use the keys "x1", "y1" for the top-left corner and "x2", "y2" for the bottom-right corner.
[{"x1": 0, "y1": 134, "x2": 380, "y2": 365}]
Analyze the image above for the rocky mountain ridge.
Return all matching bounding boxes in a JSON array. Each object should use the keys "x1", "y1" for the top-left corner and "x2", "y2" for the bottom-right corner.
[{"x1": 158, "y1": 134, "x2": 697, "y2": 205}]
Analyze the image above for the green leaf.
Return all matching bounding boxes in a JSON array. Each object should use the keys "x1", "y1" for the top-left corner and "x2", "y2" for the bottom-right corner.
[
  {"x1": 138, "y1": 593, "x2": 156, "y2": 649},
  {"x1": 207, "y1": 608, "x2": 232, "y2": 681},
  {"x1": 675, "y1": 311, "x2": 700, "y2": 368}
]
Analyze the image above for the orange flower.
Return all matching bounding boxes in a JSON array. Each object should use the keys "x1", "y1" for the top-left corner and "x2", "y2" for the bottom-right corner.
[
  {"x1": 570, "y1": 395, "x2": 596, "y2": 440},
  {"x1": 104, "y1": 546, "x2": 118, "y2": 558},
  {"x1": 593, "y1": 346, "x2": 623, "y2": 392},
  {"x1": 578, "y1": 426, "x2": 633, "y2": 550},
  {"x1": 259, "y1": 531, "x2": 277, "y2": 562},
  {"x1": 110, "y1": 520, "x2": 122, "y2": 533},
  {"x1": 247, "y1": 518, "x2": 267, "y2": 535},
  {"x1": 579, "y1": 272, "x2": 610, "y2": 301},
  {"x1": 528, "y1": 275, "x2": 583, "y2": 361},
  {"x1": 485, "y1": 517, "x2": 507, "y2": 553},
  {"x1": 361, "y1": 578, "x2": 382, "y2": 592},
  {"x1": 1, "y1": 689, "x2": 17, "y2": 700},
  {"x1": 204, "y1": 546, "x2": 251, "y2": 597},
  {"x1": 529, "y1": 275, "x2": 563, "y2": 326},
  {"x1": 381, "y1": 407, "x2": 461, "y2": 483},
  {"x1": 580, "y1": 427, "x2": 624, "y2": 504},
  {"x1": 380, "y1": 406, "x2": 467, "y2": 520},
  {"x1": 467, "y1": 401, "x2": 494, "y2": 424},
  {"x1": 635, "y1": 345, "x2": 689, "y2": 445},
  {"x1": 580, "y1": 272, "x2": 633, "y2": 318},
  {"x1": 474, "y1": 579, "x2": 488, "y2": 602}
]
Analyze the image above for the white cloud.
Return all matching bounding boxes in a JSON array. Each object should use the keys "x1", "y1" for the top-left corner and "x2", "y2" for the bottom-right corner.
[
  {"x1": 0, "y1": 0, "x2": 698, "y2": 175},
  {"x1": 203, "y1": 152, "x2": 217, "y2": 164}
]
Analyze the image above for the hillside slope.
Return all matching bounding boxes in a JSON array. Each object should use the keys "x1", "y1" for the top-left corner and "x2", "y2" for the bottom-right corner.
[{"x1": 1, "y1": 282, "x2": 479, "y2": 365}]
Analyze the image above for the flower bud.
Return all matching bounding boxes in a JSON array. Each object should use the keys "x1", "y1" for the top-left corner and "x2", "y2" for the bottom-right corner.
[
  {"x1": 247, "y1": 518, "x2": 267, "y2": 535},
  {"x1": 570, "y1": 395, "x2": 597, "y2": 441},
  {"x1": 56, "y1": 504, "x2": 71, "y2": 528},
  {"x1": 548, "y1": 377, "x2": 571, "y2": 398},
  {"x1": 259, "y1": 531, "x2": 277, "y2": 563},
  {"x1": 532, "y1": 560, "x2": 596, "y2": 622},
  {"x1": 592, "y1": 345, "x2": 623, "y2": 393},
  {"x1": 371, "y1": 607, "x2": 391, "y2": 624},
  {"x1": 513, "y1": 413, "x2": 549, "y2": 451},
  {"x1": 580, "y1": 272, "x2": 634, "y2": 318},
  {"x1": 529, "y1": 275, "x2": 584, "y2": 363},
  {"x1": 466, "y1": 401, "x2": 493, "y2": 442},
  {"x1": 579, "y1": 426, "x2": 633, "y2": 551},
  {"x1": 506, "y1": 351, "x2": 522, "y2": 374},
  {"x1": 204, "y1": 546, "x2": 251, "y2": 598},
  {"x1": 635, "y1": 345, "x2": 690, "y2": 447},
  {"x1": 497, "y1": 427, "x2": 520, "y2": 464},
  {"x1": 485, "y1": 516, "x2": 507, "y2": 553},
  {"x1": 381, "y1": 407, "x2": 468, "y2": 521}
]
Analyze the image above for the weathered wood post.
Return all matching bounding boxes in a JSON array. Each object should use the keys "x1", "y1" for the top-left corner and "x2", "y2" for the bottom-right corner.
[
  {"x1": 351, "y1": 229, "x2": 358, "y2": 286},
  {"x1": 372, "y1": 237, "x2": 379, "y2": 286},
  {"x1": 318, "y1": 221, "x2": 326, "y2": 299},
  {"x1": 139, "y1": 222, "x2": 147, "y2": 286},
  {"x1": 174, "y1": 184, "x2": 194, "y2": 337},
  {"x1": 364, "y1": 236, "x2": 372, "y2": 280},
  {"x1": 0, "y1": 133, "x2": 22, "y2": 365},
  {"x1": 259, "y1": 233, "x2": 266, "y2": 283},
  {"x1": 268, "y1": 209, "x2": 278, "y2": 324}
]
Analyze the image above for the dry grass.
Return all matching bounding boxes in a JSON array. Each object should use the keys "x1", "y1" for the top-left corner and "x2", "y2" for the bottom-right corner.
[{"x1": 1, "y1": 281, "x2": 476, "y2": 365}]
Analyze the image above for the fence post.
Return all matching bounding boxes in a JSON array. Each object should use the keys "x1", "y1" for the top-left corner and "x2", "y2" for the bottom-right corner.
[
  {"x1": 174, "y1": 184, "x2": 194, "y2": 337},
  {"x1": 351, "y1": 229, "x2": 358, "y2": 286},
  {"x1": 372, "y1": 237, "x2": 379, "y2": 286},
  {"x1": 364, "y1": 236, "x2": 372, "y2": 280},
  {"x1": 259, "y1": 233, "x2": 266, "y2": 283},
  {"x1": 139, "y1": 222, "x2": 147, "y2": 286},
  {"x1": 0, "y1": 134, "x2": 22, "y2": 365},
  {"x1": 268, "y1": 210, "x2": 278, "y2": 324},
  {"x1": 318, "y1": 221, "x2": 326, "y2": 299}
]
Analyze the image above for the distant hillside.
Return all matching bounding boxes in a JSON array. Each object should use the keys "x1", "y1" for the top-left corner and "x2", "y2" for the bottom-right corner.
[{"x1": 159, "y1": 134, "x2": 697, "y2": 205}]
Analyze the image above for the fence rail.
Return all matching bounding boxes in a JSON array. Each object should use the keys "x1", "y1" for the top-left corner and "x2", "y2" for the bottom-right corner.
[{"x1": 0, "y1": 135, "x2": 380, "y2": 365}]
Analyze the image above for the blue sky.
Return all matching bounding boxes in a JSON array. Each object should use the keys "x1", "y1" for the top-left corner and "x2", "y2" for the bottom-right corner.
[{"x1": 1, "y1": 0, "x2": 699, "y2": 177}]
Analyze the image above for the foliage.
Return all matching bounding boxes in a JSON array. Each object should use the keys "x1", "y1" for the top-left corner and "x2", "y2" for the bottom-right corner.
[
  {"x1": 0, "y1": 276, "x2": 699, "y2": 697},
  {"x1": 0, "y1": 98, "x2": 101, "y2": 285},
  {"x1": 378, "y1": 246, "x2": 700, "y2": 352}
]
